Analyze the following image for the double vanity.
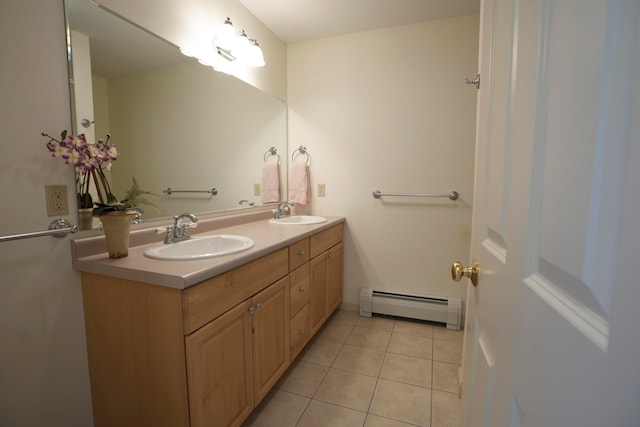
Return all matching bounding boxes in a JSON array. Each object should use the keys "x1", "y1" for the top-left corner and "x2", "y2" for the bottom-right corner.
[{"x1": 72, "y1": 210, "x2": 344, "y2": 427}]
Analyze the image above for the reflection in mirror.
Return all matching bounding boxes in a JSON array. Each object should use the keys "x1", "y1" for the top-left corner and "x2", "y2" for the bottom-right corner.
[{"x1": 65, "y1": 0, "x2": 286, "y2": 228}]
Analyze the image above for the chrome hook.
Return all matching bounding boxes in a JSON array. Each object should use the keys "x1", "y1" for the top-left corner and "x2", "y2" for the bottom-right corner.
[{"x1": 464, "y1": 74, "x2": 481, "y2": 89}]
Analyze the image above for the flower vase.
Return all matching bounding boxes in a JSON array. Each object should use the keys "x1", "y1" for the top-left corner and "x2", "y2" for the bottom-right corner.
[{"x1": 98, "y1": 211, "x2": 137, "y2": 258}]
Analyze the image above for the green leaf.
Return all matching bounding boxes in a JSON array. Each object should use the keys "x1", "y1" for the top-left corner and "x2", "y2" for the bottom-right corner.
[{"x1": 60, "y1": 129, "x2": 68, "y2": 140}]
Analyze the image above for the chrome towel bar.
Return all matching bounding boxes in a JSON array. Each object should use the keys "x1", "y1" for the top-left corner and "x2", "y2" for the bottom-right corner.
[
  {"x1": 372, "y1": 189, "x2": 459, "y2": 200},
  {"x1": 0, "y1": 219, "x2": 78, "y2": 242},
  {"x1": 163, "y1": 187, "x2": 218, "y2": 195}
]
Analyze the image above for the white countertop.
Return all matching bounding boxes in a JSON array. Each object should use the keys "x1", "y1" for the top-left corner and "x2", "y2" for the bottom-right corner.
[{"x1": 71, "y1": 212, "x2": 345, "y2": 289}]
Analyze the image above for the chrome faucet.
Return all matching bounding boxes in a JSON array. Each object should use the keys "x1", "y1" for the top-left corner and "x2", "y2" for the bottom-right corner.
[
  {"x1": 164, "y1": 213, "x2": 198, "y2": 244},
  {"x1": 273, "y1": 201, "x2": 294, "y2": 220},
  {"x1": 239, "y1": 199, "x2": 255, "y2": 207}
]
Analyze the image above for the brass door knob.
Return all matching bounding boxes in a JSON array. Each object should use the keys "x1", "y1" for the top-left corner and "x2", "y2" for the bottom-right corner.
[{"x1": 451, "y1": 259, "x2": 479, "y2": 286}]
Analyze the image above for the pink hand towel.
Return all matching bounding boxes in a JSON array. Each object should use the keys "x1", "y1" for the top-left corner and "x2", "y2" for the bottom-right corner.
[
  {"x1": 261, "y1": 162, "x2": 280, "y2": 204},
  {"x1": 288, "y1": 161, "x2": 310, "y2": 205}
]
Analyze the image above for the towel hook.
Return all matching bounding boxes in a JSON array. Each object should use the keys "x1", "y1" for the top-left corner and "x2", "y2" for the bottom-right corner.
[
  {"x1": 464, "y1": 74, "x2": 481, "y2": 89},
  {"x1": 291, "y1": 146, "x2": 310, "y2": 164}
]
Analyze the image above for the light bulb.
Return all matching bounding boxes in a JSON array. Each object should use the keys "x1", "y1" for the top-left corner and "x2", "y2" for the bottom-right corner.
[
  {"x1": 215, "y1": 18, "x2": 236, "y2": 51},
  {"x1": 233, "y1": 30, "x2": 250, "y2": 59},
  {"x1": 245, "y1": 40, "x2": 265, "y2": 67}
]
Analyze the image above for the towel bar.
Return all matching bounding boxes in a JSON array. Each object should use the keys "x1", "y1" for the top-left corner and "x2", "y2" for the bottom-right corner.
[
  {"x1": 372, "y1": 189, "x2": 459, "y2": 200},
  {"x1": 163, "y1": 187, "x2": 218, "y2": 195},
  {"x1": 0, "y1": 219, "x2": 78, "y2": 242}
]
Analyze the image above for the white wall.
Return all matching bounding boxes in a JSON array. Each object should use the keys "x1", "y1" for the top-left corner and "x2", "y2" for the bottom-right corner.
[
  {"x1": 288, "y1": 15, "x2": 479, "y2": 309},
  {"x1": 0, "y1": 1, "x2": 93, "y2": 425},
  {"x1": 0, "y1": 0, "x2": 285, "y2": 425}
]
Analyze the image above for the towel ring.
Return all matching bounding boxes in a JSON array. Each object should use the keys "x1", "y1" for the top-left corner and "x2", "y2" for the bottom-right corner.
[
  {"x1": 291, "y1": 145, "x2": 310, "y2": 164},
  {"x1": 264, "y1": 147, "x2": 281, "y2": 164}
]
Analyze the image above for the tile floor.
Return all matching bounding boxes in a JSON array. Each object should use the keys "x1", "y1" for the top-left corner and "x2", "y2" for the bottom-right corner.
[{"x1": 243, "y1": 310, "x2": 463, "y2": 427}]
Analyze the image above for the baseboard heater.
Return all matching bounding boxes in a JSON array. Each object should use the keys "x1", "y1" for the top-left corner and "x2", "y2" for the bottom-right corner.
[{"x1": 359, "y1": 288, "x2": 462, "y2": 330}]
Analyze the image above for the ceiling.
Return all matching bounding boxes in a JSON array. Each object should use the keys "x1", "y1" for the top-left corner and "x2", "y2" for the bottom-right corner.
[{"x1": 237, "y1": 0, "x2": 480, "y2": 44}]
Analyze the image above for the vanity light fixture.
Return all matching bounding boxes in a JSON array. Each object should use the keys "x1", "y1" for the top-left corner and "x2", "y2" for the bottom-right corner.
[{"x1": 213, "y1": 17, "x2": 265, "y2": 67}]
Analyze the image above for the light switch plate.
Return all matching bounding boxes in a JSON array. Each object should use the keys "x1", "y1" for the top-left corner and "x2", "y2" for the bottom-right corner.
[
  {"x1": 317, "y1": 184, "x2": 326, "y2": 197},
  {"x1": 254, "y1": 183, "x2": 261, "y2": 196},
  {"x1": 45, "y1": 184, "x2": 69, "y2": 216}
]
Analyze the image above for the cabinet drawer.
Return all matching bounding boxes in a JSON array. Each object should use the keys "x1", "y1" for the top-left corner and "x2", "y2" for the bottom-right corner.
[
  {"x1": 289, "y1": 238, "x2": 310, "y2": 271},
  {"x1": 289, "y1": 263, "x2": 310, "y2": 317},
  {"x1": 290, "y1": 304, "x2": 310, "y2": 361},
  {"x1": 310, "y1": 224, "x2": 343, "y2": 259},
  {"x1": 182, "y1": 248, "x2": 288, "y2": 335}
]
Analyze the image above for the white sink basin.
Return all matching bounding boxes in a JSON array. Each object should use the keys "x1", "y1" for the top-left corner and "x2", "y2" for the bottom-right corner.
[
  {"x1": 143, "y1": 234, "x2": 254, "y2": 260},
  {"x1": 269, "y1": 215, "x2": 328, "y2": 225}
]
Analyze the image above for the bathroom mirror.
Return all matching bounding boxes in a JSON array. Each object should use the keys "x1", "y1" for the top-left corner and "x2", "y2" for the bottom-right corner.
[{"x1": 64, "y1": 0, "x2": 286, "y2": 227}]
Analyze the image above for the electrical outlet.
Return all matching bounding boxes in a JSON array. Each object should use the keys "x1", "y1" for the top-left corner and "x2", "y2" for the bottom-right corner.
[
  {"x1": 254, "y1": 183, "x2": 261, "y2": 196},
  {"x1": 45, "y1": 185, "x2": 69, "y2": 216},
  {"x1": 317, "y1": 184, "x2": 326, "y2": 197}
]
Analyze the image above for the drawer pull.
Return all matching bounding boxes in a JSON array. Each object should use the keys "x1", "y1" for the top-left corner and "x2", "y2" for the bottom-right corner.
[
  {"x1": 249, "y1": 306, "x2": 255, "y2": 314},
  {"x1": 299, "y1": 329, "x2": 305, "y2": 335},
  {"x1": 298, "y1": 250, "x2": 305, "y2": 256},
  {"x1": 256, "y1": 303, "x2": 262, "y2": 311},
  {"x1": 299, "y1": 287, "x2": 305, "y2": 292}
]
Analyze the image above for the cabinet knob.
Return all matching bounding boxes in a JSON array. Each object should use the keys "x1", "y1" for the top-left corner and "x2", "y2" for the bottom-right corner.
[
  {"x1": 249, "y1": 306, "x2": 255, "y2": 314},
  {"x1": 299, "y1": 287, "x2": 305, "y2": 292},
  {"x1": 256, "y1": 303, "x2": 262, "y2": 311},
  {"x1": 299, "y1": 329, "x2": 305, "y2": 335},
  {"x1": 328, "y1": 251, "x2": 334, "y2": 258},
  {"x1": 298, "y1": 250, "x2": 305, "y2": 256}
]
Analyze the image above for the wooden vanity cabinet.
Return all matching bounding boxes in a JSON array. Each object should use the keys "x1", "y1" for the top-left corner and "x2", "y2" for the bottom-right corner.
[
  {"x1": 309, "y1": 225, "x2": 344, "y2": 335},
  {"x1": 289, "y1": 261, "x2": 310, "y2": 360},
  {"x1": 185, "y1": 276, "x2": 289, "y2": 427},
  {"x1": 80, "y1": 223, "x2": 343, "y2": 427},
  {"x1": 185, "y1": 300, "x2": 254, "y2": 427}
]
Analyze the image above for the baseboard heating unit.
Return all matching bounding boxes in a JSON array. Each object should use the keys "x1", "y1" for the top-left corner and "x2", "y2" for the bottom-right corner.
[{"x1": 359, "y1": 288, "x2": 462, "y2": 330}]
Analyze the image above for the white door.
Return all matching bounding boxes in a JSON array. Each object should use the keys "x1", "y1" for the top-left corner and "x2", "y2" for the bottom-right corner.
[{"x1": 459, "y1": 0, "x2": 640, "y2": 425}]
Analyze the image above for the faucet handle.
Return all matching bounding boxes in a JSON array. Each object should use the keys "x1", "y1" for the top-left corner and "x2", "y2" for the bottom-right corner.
[{"x1": 163, "y1": 226, "x2": 173, "y2": 244}]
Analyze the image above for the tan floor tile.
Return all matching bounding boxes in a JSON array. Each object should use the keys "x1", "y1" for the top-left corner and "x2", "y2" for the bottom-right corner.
[
  {"x1": 300, "y1": 337, "x2": 343, "y2": 366},
  {"x1": 346, "y1": 326, "x2": 392, "y2": 352},
  {"x1": 370, "y1": 379, "x2": 431, "y2": 426},
  {"x1": 328, "y1": 309, "x2": 360, "y2": 326},
  {"x1": 432, "y1": 361, "x2": 460, "y2": 394},
  {"x1": 276, "y1": 361, "x2": 329, "y2": 397},
  {"x1": 318, "y1": 322, "x2": 354, "y2": 344},
  {"x1": 433, "y1": 326, "x2": 464, "y2": 342},
  {"x1": 431, "y1": 390, "x2": 461, "y2": 427},
  {"x1": 364, "y1": 414, "x2": 416, "y2": 427},
  {"x1": 242, "y1": 389, "x2": 309, "y2": 427},
  {"x1": 388, "y1": 332, "x2": 433, "y2": 359},
  {"x1": 433, "y1": 339, "x2": 463, "y2": 364},
  {"x1": 314, "y1": 369, "x2": 377, "y2": 412},
  {"x1": 297, "y1": 400, "x2": 366, "y2": 427},
  {"x1": 333, "y1": 344, "x2": 385, "y2": 376},
  {"x1": 356, "y1": 315, "x2": 396, "y2": 331},
  {"x1": 393, "y1": 320, "x2": 434, "y2": 338},
  {"x1": 379, "y1": 353, "x2": 432, "y2": 388}
]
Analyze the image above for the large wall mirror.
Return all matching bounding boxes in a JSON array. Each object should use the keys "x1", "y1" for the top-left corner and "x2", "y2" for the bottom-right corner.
[{"x1": 65, "y1": 0, "x2": 287, "y2": 228}]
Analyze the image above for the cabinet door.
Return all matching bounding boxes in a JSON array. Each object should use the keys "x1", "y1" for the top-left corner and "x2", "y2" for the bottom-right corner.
[
  {"x1": 309, "y1": 253, "x2": 328, "y2": 335},
  {"x1": 326, "y1": 242, "x2": 343, "y2": 313},
  {"x1": 252, "y1": 276, "x2": 290, "y2": 404},
  {"x1": 185, "y1": 300, "x2": 254, "y2": 427}
]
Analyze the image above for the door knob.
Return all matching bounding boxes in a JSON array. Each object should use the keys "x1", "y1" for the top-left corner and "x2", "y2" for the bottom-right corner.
[{"x1": 451, "y1": 259, "x2": 479, "y2": 286}]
